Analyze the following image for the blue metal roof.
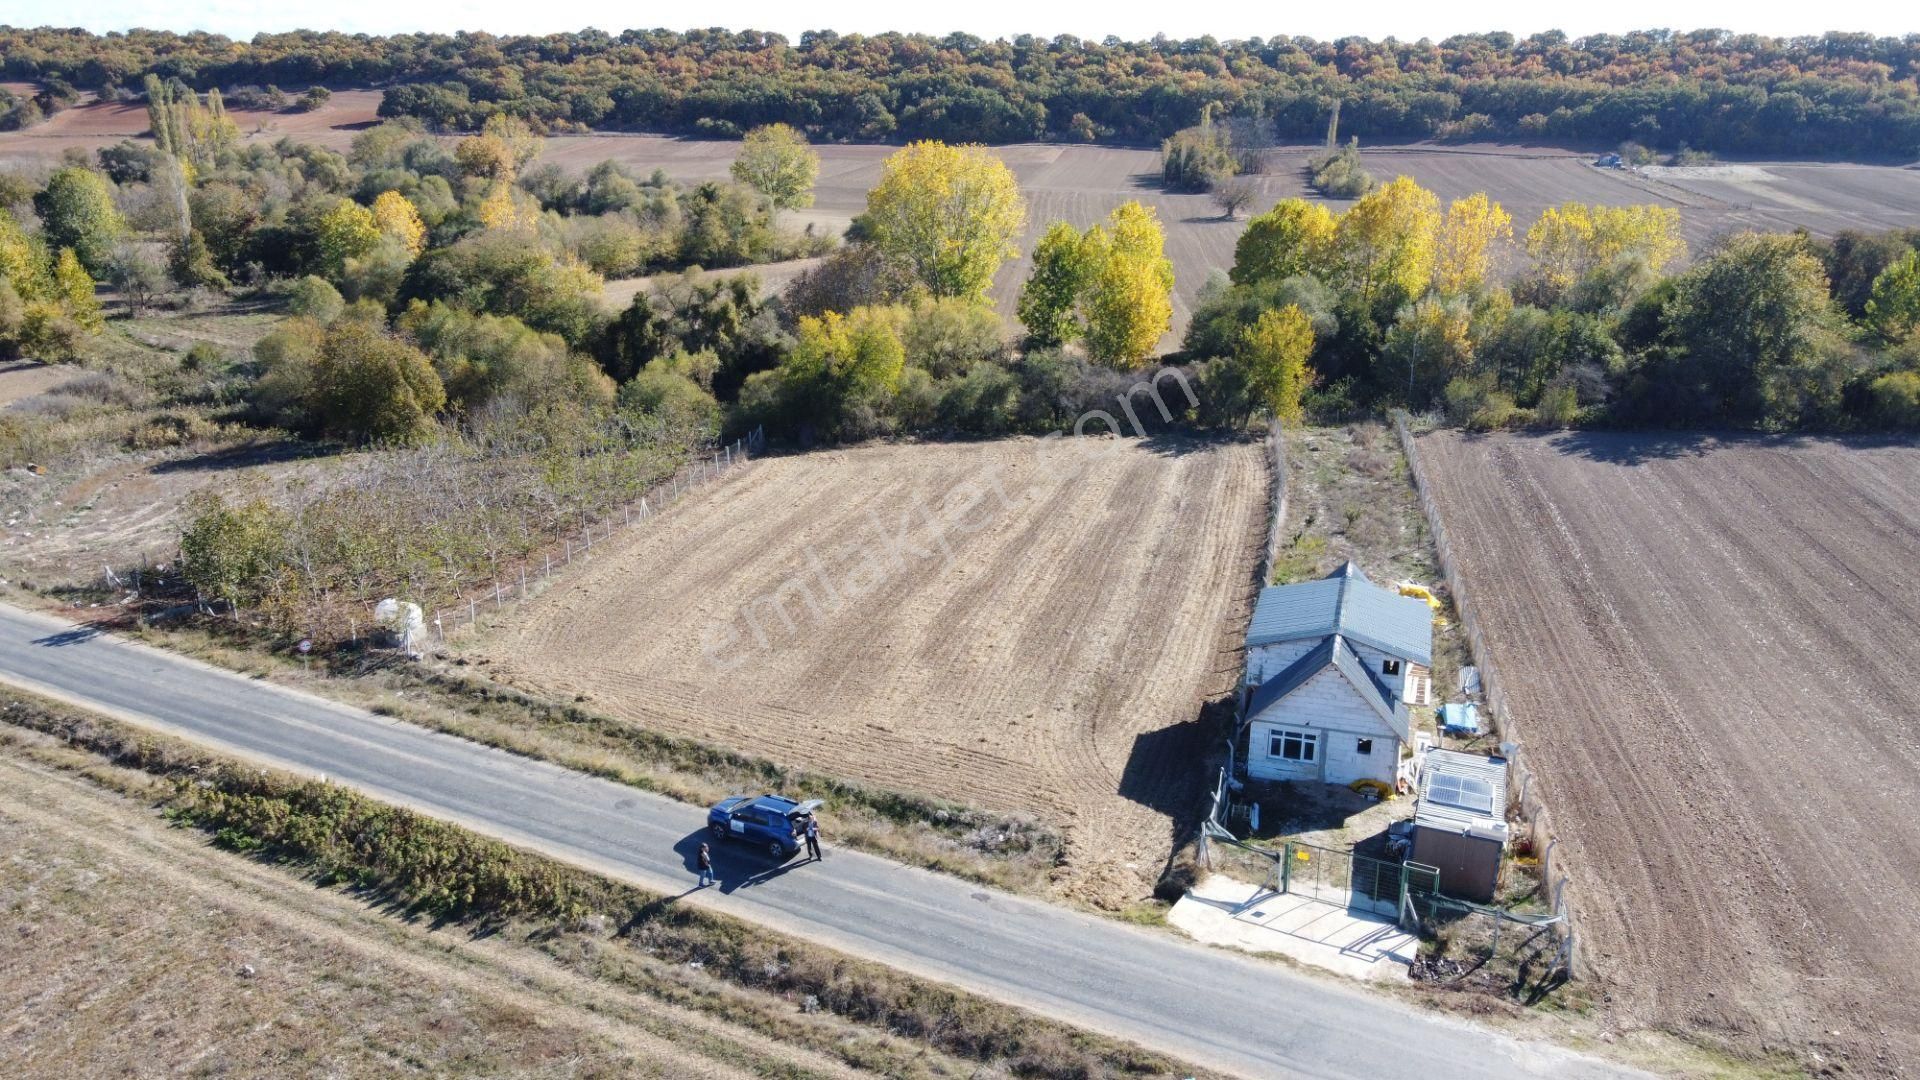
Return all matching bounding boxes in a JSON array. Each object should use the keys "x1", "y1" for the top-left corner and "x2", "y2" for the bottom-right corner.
[
  {"x1": 1245, "y1": 633, "x2": 1410, "y2": 742},
  {"x1": 1247, "y1": 562, "x2": 1433, "y2": 665}
]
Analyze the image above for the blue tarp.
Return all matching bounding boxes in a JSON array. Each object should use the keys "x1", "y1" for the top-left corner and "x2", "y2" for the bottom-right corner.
[{"x1": 1440, "y1": 702, "x2": 1481, "y2": 735}]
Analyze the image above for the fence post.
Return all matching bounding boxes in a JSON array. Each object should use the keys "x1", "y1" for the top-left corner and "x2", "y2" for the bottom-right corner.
[
  {"x1": 566, "y1": 540, "x2": 572, "y2": 563},
  {"x1": 468, "y1": 598, "x2": 476, "y2": 623}
]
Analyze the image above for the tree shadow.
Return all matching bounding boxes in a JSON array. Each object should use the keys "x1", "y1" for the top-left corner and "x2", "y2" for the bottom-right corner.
[
  {"x1": 1533, "y1": 426, "x2": 1920, "y2": 467},
  {"x1": 148, "y1": 440, "x2": 337, "y2": 475}
]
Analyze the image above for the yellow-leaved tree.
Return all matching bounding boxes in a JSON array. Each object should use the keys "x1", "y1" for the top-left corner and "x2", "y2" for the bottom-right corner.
[
  {"x1": 1334, "y1": 176, "x2": 1441, "y2": 309},
  {"x1": 1230, "y1": 198, "x2": 1337, "y2": 286},
  {"x1": 1238, "y1": 304, "x2": 1315, "y2": 423},
  {"x1": 1081, "y1": 201, "x2": 1175, "y2": 368},
  {"x1": 1434, "y1": 193, "x2": 1513, "y2": 295},
  {"x1": 1525, "y1": 202, "x2": 1685, "y2": 290},
  {"x1": 314, "y1": 199, "x2": 382, "y2": 281},
  {"x1": 862, "y1": 141, "x2": 1026, "y2": 300},
  {"x1": 371, "y1": 191, "x2": 427, "y2": 257}
]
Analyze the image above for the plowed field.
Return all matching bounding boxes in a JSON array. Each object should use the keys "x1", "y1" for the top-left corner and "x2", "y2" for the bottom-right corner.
[
  {"x1": 483, "y1": 437, "x2": 1268, "y2": 904},
  {"x1": 1417, "y1": 430, "x2": 1920, "y2": 1073}
]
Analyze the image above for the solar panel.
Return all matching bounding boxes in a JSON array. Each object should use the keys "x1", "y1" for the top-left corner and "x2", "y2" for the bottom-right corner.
[{"x1": 1427, "y1": 773, "x2": 1495, "y2": 815}]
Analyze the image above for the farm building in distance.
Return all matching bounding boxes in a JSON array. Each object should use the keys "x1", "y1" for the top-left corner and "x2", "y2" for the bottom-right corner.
[
  {"x1": 1239, "y1": 563, "x2": 1434, "y2": 788},
  {"x1": 1410, "y1": 749, "x2": 1510, "y2": 902}
]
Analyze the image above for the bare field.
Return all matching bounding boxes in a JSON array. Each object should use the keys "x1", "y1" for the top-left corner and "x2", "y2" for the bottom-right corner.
[
  {"x1": 1416, "y1": 429, "x2": 1920, "y2": 1073},
  {"x1": 0, "y1": 89, "x2": 384, "y2": 155},
  {"x1": 0, "y1": 750, "x2": 870, "y2": 1080},
  {"x1": 482, "y1": 437, "x2": 1267, "y2": 904}
]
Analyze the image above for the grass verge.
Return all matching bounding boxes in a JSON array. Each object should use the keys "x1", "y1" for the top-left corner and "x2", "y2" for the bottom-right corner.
[{"x1": 1, "y1": 689, "x2": 1202, "y2": 1080}]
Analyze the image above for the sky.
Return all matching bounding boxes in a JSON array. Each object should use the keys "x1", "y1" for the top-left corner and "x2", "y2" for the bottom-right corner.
[{"x1": 7, "y1": 0, "x2": 1915, "y2": 43}]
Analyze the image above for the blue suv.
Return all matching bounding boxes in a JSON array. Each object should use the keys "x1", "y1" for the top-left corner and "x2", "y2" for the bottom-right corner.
[{"x1": 707, "y1": 795, "x2": 822, "y2": 859}]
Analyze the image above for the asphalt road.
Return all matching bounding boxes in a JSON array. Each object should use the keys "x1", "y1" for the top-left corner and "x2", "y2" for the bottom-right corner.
[{"x1": 0, "y1": 602, "x2": 1642, "y2": 1080}]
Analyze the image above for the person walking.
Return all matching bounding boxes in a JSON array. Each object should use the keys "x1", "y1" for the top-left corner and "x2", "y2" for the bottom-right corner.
[
  {"x1": 696, "y1": 842, "x2": 715, "y2": 887},
  {"x1": 803, "y1": 814, "x2": 822, "y2": 861}
]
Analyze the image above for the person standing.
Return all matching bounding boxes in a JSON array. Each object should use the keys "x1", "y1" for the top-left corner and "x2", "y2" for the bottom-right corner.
[
  {"x1": 803, "y1": 815, "x2": 822, "y2": 861},
  {"x1": 697, "y1": 842, "x2": 714, "y2": 887}
]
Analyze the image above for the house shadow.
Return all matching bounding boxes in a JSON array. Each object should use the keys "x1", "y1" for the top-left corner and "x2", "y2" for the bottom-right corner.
[{"x1": 1118, "y1": 697, "x2": 1234, "y2": 884}]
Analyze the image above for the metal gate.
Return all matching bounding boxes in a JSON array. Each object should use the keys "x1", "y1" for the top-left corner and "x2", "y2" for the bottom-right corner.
[{"x1": 1282, "y1": 841, "x2": 1405, "y2": 918}]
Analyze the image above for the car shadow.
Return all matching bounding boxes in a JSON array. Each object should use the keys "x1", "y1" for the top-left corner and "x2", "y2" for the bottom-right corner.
[{"x1": 672, "y1": 829, "x2": 805, "y2": 895}]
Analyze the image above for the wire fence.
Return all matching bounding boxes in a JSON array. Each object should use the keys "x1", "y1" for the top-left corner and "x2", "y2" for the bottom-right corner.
[
  {"x1": 1390, "y1": 410, "x2": 1579, "y2": 979},
  {"x1": 1252, "y1": 418, "x2": 1290, "y2": 592},
  {"x1": 424, "y1": 426, "x2": 765, "y2": 644}
]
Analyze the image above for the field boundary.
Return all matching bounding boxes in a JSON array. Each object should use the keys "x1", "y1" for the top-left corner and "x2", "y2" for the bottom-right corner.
[
  {"x1": 1253, "y1": 419, "x2": 1289, "y2": 589},
  {"x1": 1391, "y1": 412, "x2": 1581, "y2": 977}
]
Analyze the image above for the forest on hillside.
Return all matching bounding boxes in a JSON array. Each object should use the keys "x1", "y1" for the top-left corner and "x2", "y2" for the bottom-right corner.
[{"x1": 3, "y1": 26, "x2": 1920, "y2": 155}]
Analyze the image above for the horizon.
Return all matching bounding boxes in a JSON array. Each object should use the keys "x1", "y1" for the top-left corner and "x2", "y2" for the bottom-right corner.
[{"x1": 6, "y1": 4, "x2": 1916, "y2": 45}]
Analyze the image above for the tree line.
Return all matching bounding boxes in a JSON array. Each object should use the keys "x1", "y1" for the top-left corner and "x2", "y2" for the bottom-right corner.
[
  {"x1": 1186, "y1": 183, "x2": 1920, "y2": 430},
  {"x1": 4, "y1": 26, "x2": 1920, "y2": 155}
]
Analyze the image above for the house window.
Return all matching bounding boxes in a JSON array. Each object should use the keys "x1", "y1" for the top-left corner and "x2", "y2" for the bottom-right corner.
[
  {"x1": 1382, "y1": 659, "x2": 1402, "y2": 677},
  {"x1": 1356, "y1": 738, "x2": 1373, "y2": 755},
  {"x1": 1268, "y1": 730, "x2": 1318, "y2": 762}
]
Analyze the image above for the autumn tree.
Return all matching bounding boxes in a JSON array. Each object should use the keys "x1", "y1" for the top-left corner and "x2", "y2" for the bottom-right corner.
[
  {"x1": 370, "y1": 190, "x2": 426, "y2": 257},
  {"x1": 1434, "y1": 193, "x2": 1513, "y2": 295},
  {"x1": 314, "y1": 198, "x2": 381, "y2": 277},
  {"x1": 454, "y1": 134, "x2": 516, "y2": 183},
  {"x1": 774, "y1": 306, "x2": 908, "y2": 438},
  {"x1": 1017, "y1": 202, "x2": 1174, "y2": 367},
  {"x1": 862, "y1": 141, "x2": 1026, "y2": 300},
  {"x1": 1081, "y1": 201, "x2": 1175, "y2": 368},
  {"x1": 1231, "y1": 198, "x2": 1337, "y2": 286},
  {"x1": 1383, "y1": 296, "x2": 1477, "y2": 404},
  {"x1": 1237, "y1": 304, "x2": 1315, "y2": 423},
  {"x1": 731, "y1": 123, "x2": 819, "y2": 218},
  {"x1": 1864, "y1": 249, "x2": 1920, "y2": 343},
  {"x1": 1016, "y1": 220, "x2": 1097, "y2": 346},
  {"x1": 481, "y1": 114, "x2": 542, "y2": 174},
  {"x1": 307, "y1": 318, "x2": 447, "y2": 443},
  {"x1": 1334, "y1": 176, "x2": 1441, "y2": 310},
  {"x1": 51, "y1": 249, "x2": 101, "y2": 332},
  {"x1": 34, "y1": 166, "x2": 124, "y2": 276},
  {"x1": 1525, "y1": 202, "x2": 1685, "y2": 291}
]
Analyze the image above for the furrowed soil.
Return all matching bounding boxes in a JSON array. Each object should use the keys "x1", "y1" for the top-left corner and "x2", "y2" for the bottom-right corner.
[
  {"x1": 0, "y1": 748, "x2": 882, "y2": 1080},
  {"x1": 1416, "y1": 429, "x2": 1920, "y2": 1075},
  {"x1": 481, "y1": 436, "x2": 1268, "y2": 906}
]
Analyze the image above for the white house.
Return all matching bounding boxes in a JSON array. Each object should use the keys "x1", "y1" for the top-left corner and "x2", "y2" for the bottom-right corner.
[{"x1": 1241, "y1": 563, "x2": 1434, "y2": 787}]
